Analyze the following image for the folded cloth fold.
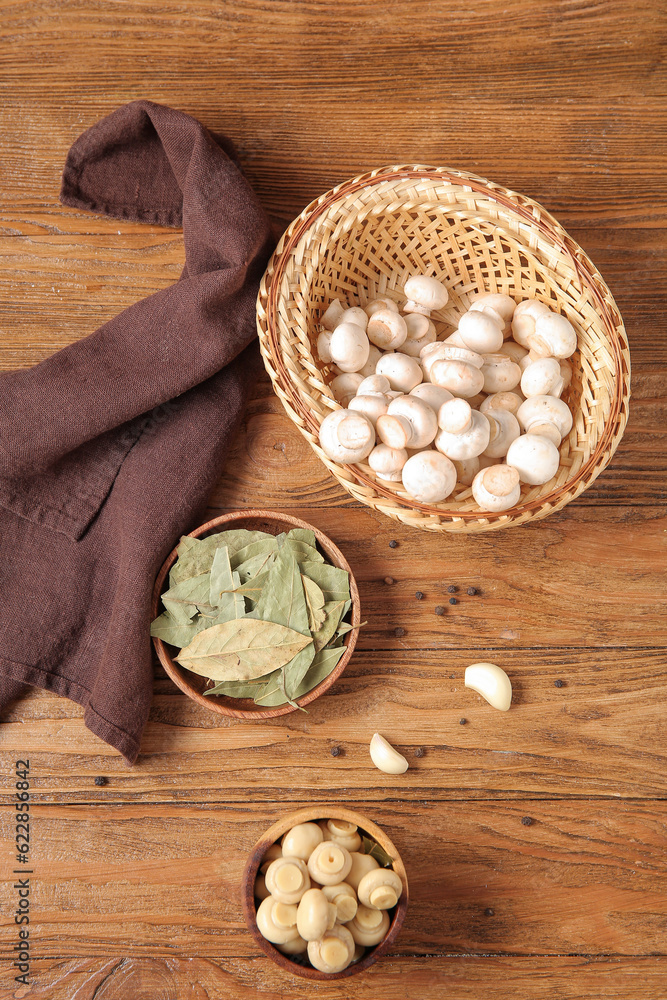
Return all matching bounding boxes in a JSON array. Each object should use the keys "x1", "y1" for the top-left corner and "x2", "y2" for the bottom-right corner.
[{"x1": 0, "y1": 100, "x2": 274, "y2": 762}]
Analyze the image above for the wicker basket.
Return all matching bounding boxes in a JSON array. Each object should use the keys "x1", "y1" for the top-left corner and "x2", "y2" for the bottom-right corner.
[{"x1": 257, "y1": 165, "x2": 630, "y2": 533}]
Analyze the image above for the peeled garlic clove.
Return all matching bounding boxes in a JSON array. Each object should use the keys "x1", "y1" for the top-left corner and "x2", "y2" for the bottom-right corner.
[
  {"x1": 369, "y1": 733, "x2": 409, "y2": 774},
  {"x1": 464, "y1": 662, "x2": 512, "y2": 711}
]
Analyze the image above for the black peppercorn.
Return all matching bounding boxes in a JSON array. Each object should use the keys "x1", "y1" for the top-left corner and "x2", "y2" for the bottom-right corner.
[
  {"x1": 521, "y1": 816, "x2": 533, "y2": 826},
  {"x1": 459, "y1": 718, "x2": 467, "y2": 725},
  {"x1": 434, "y1": 605, "x2": 445, "y2": 616},
  {"x1": 467, "y1": 587, "x2": 477, "y2": 596},
  {"x1": 389, "y1": 539, "x2": 398, "y2": 549},
  {"x1": 554, "y1": 679, "x2": 564, "y2": 688},
  {"x1": 415, "y1": 591, "x2": 424, "y2": 600},
  {"x1": 330, "y1": 746, "x2": 341, "y2": 757},
  {"x1": 447, "y1": 585, "x2": 457, "y2": 593},
  {"x1": 394, "y1": 626, "x2": 405, "y2": 637},
  {"x1": 94, "y1": 776, "x2": 107, "y2": 787},
  {"x1": 414, "y1": 747, "x2": 425, "y2": 758},
  {"x1": 485, "y1": 907, "x2": 495, "y2": 917},
  {"x1": 449, "y1": 597, "x2": 457, "y2": 605}
]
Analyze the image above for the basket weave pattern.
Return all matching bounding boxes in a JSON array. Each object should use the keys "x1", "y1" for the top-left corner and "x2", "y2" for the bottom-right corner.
[{"x1": 257, "y1": 166, "x2": 630, "y2": 533}]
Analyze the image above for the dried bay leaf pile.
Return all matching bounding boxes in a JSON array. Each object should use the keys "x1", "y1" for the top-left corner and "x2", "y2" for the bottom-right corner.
[{"x1": 150, "y1": 527, "x2": 354, "y2": 707}]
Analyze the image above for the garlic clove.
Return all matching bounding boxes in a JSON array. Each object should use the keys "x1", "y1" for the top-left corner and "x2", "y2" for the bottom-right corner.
[
  {"x1": 369, "y1": 733, "x2": 409, "y2": 774},
  {"x1": 464, "y1": 662, "x2": 512, "y2": 711}
]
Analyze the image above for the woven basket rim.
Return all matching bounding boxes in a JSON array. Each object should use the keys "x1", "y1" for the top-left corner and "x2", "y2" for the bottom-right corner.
[{"x1": 260, "y1": 165, "x2": 630, "y2": 525}]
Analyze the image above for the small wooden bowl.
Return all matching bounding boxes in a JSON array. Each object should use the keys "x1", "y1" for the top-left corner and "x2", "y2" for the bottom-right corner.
[
  {"x1": 242, "y1": 806, "x2": 409, "y2": 979},
  {"x1": 151, "y1": 510, "x2": 360, "y2": 719}
]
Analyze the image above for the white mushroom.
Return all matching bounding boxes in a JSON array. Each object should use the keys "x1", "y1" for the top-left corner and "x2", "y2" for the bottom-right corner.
[
  {"x1": 453, "y1": 455, "x2": 480, "y2": 486},
  {"x1": 469, "y1": 292, "x2": 516, "y2": 335},
  {"x1": 322, "y1": 819, "x2": 362, "y2": 853},
  {"x1": 367, "y1": 309, "x2": 408, "y2": 350},
  {"x1": 346, "y1": 852, "x2": 380, "y2": 892},
  {"x1": 307, "y1": 841, "x2": 353, "y2": 886},
  {"x1": 457, "y1": 310, "x2": 504, "y2": 354},
  {"x1": 434, "y1": 399, "x2": 490, "y2": 460},
  {"x1": 480, "y1": 353, "x2": 522, "y2": 393},
  {"x1": 256, "y1": 896, "x2": 301, "y2": 945},
  {"x1": 517, "y1": 395, "x2": 573, "y2": 446},
  {"x1": 506, "y1": 433, "x2": 560, "y2": 485},
  {"x1": 401, "y1": 323, "x2": 436, "y2": 357},
  {"x1": 385, "y1": 396, "x2": 438, "y2": 449},
  {"x1": 357, "y1": 867, "x2": 403, "y2": 910},
  {"x1": 511, "y1": 299, "x2": 551, "y2": 347},
  {"x1": 480, "y1": 391, "x2": 524, "y2": 417},
  {"x1": 357, "y1": 344, "x2": 383, "y2": 378},
  {"x1": 484, "y1": 409, "x2": 521, "y2": 459},
  {"x1": 368, "y1": 443, "x2": 408, "y2": 481},
  {"x1": 443, "y1": 330, "x2": 469, "y2": 349},
  {"x1": 307, "y1": 923, "x2": 355, "y2": 974},
  {"x1": 338, "y1": 306, "x2": 368, "y2": 331},
  {"x1": 430, "y1": 347, "x2": 485, "y2": 398},
  {"x1": 401, "y1": 450, "x2": 457, "y2": 503},
  {"x1": 375, "y1": 352, "x2": 423, "y2": 393},
  {"x1": 403, "y1": 275, "x2": 449, "y2": 316},
  {"x1": 529, "y1": 311, "x2": 577, "y2": 359},
  {"x1": 520, "y1": 357, "x2": 565, "y2": 398},
  {"x1": 364, "y1": 297, "x2": 399, "y2": 317},
  {"x1": 404, "y1": 313, "x2": 435, "y2": 342},
  {"x1": 317, "y1": 329, "x2": 334, "y2": 363},
  {"x1": 349, "y1": 393, "x2": 390, "y2": 426},
  {"x1": 348, "y1": 906, "x2": 391, "y2": 948},
  {"x1": 358, "y1": 373, "x2": 391, "y2": 396},
  {"x1": 296, "y1": 888, "x2": 337, "y2": 942},
  {"x1": 264, "y1": 856, "x2": 311, "y2": 905},
  {"x1": 329, "y1": 322, "x2": 370, "y2": 373},
  {"x1": 330, "y1": 372, "x2": 363, "y2": 406},
  {"x1": 321, "y1": 883, "x2": 358, "y2": 923},
  {"x1": 319, "y1": 409, "x2": 375, "y2": 464},
  {"x1": 499, "y1": 340, "x2": 529, "y2": 364},
  {"x1": 320, "y1": 299, "x2": 345, "y2": 331},
  {"x1": 282, "y1": 823, "x2": 324, "y2": 861},
  {"x1": 409, "y1": 383, "x2": 454, "y2": 412},
  {"x1": 471, "y1": 463, "x2": 521, "y2": 512},
  {"x1": 559, "y1": 359, "x2": 573, "y2": 390}
]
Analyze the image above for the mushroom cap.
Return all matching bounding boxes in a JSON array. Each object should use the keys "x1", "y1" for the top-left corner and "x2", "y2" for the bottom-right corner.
[
  {"x1": 435, "y1": 407, "x2": 490, "y2": 460},
  {"x1": 528, "y1": 312, "x2": 577, "y2": 359},
  {"x1": 458, "y1": 310, "x2": 504, "y2": 353},
  {"x1": 320, "y1": 299, "x2": 345, "y2": 331},
  {"x1": 368, "y1": 443, "x2": 409, "y2": 481},
  {"x1": 375, "y1": 413, "x2": 411, "y2": 450},
  {"x1": 364, "y1": 297, "x2": 399, "y2": 317},
  {"x1": 453, "y1": 455, "x2": 480, "y2": 486},
  {"x1": 324, "y1": 819, "x2": 362, "y2": 853},
  {"x1": 520, "y1": 357, "x2": 565, "y2": 398},
  {"x1": 348, "y1": 905, "x2": 391, "y2": 947},
  {"x1": 282, "y1": 822, "x2": 324, "y2": 861},
  {"x1": 317, "y1": 329, "x2": 334, "y2": 363},
  {"x1": 256, "y1": 896, "x2": 301, "y2": 945},
  {"x1": 276, "y1": 934, "x2": 309, "y2": 956},
  {"x1": 506, "y1": 433, "x2": 561, "y2": 485},
  {"x1": 349, "y1": 393, "x2": 390, "y2": 426},
  {"x1": 330, "y1": 372, "x2": 363, "y2": 406},
  {"x1": 499, "y1": 340, "x2": 529, "y2": 364},
  {"x1": 329, "y1": 322, "x2": 370, "y2": 373},
  {"x1": 443, "y1": 329, "x2": 469, "y2": 349},
  {"x1": 517, "y1": 394, "x2": 573, "y2": 438},
  {"x1": 346, "y1": 852, "x2": 380, "y2": 892},
  {"x1": 367, "y1": 309, "x2": 408, "y2": 350},
  {"x1": 321, "y1": 883, "x2": 358, "y2": 923},
  {"x1": 401, "y1": 450, "x2": 457, "y2": 503},
  {"x1": 559, "y1": 358, "x2": 573, "y2": 389},
  {"x1": 307, "y1": 841, "x2": 353, "y2": 886},
  {"x1": 480, "y1": 391, "x2": 524, "y2": 417},
  {"x1": 307, "y1": 923, "x2": 355, "y2": 974},
  {"x1": 483, "y1": 409, "x2": 521, "y2": 459},
  {"x1": 296, "y1": 888, "x2": 337, "y2": 941},
  {"x1": 375, "y1": 351, "x2": 423, "y2": 393},
  {"x1": 511, "y1": 299, "x2": 551, "y2": 347},
  {"x1": 260, "y1": 842, "x2": 283, "y2": 873},
  {"x1": 357, "y1": 867, "x2": 403, "y2": 910},
  {"x1": 357, "y1": 343, "x2": 383, "y2": 378},
  {"x1": 471, "y1": 464, "x2": 521, "y2": 512},
  {"x1": 403, "y1": 275, "x2": 449, "y2": 313},
  {"x1": 337, "y1": 306, "x2": 368, "y2": 331},
  {"x1": 319, "y1": 409, "x2": 375, "y2": 464},
  {"x1": 480, "y1": 354, "x2": 522, "y2": 393},
  {"x1": 254, "y1": 872, "x2": 271, "y2": 901},
  {"x1": 264, "y1": 856, "x2": 311, "y2": 905},
  {"x1": 404, "y1": 313, "x2": 435, "y2": 341},
  {"x1": 430, "y1": 359, "x2": 485, "y2": 398},
  {"x1": 410, "y1": 383, "x2": 454, "y2": 412},
  {"x1": 438, "y1": 397, "x2": 473, "y2": 435},
  {"x1": 358, "y1": 373, "x2": 391, "y2": 396},
  {"x1": 469, "y1": 292, "x2": 517, "y2": 322},
  {"x1": 401, "y1": 323, "x2": 436, "y2": 357},
  {"x1": 387, "y1": 395, "x2": 438, "y2": 449}
]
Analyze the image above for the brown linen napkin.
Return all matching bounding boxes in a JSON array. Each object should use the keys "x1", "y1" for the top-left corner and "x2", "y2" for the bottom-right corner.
[{"x1": 0, "y1": 101, "x2": 273, "y2": 762}]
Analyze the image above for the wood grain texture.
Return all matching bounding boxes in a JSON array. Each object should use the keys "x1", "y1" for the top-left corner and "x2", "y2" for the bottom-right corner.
[
  {"x1": 0, "y1": 648, "x2": 665, "y2": 802},
  {"x1": 0, "y1": 801, "x2": 665, "y2": 958}
]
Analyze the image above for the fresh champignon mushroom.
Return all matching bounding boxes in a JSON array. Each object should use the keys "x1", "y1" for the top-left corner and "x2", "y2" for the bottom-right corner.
[
  {"x1": 401, "y1": 450, "x2": 457, "y2": 503},
  {"x1": 358, "y1": 373, "x2": 391, "y2": 396},
  {"x1": 320, "y1": 299, "x2": 345, "y2": 331},
  {"x1": 401, "y1": 323, "x2": 436, "y2": 356},
  {"x1": 457, "y1": 310, "x2": 504, "y2": 354},
  {"x1": 480, "y1": 391, "x2": 524, "y2": 417},
  {"x1": 367, "y1": 309, "x2": 408, "y2": 350},
  {"x1": 528, "y1": 311, "x2": 577, "y2": 359},
  {"x1": 349, "y1": 393, "x2": 390, "y2": 426},
  {"x1": 364, "y1": 296, "x2": 400, "y2": 317},
  {"x1": 264, "y1": 856, "x2": 311, "y2": 905},
  {"x1": 282, "y1": 823, "x2": 324, "y2": 861},
  {"x1": 484, "y1": 409, "x2": 521, "y2": 459},
  {"x1": 317, "y1": 329, "x2": 334, "y2": 363},
  {"x1": 520, "y1": 357, "x2": 565, "y2": 398},
  {"x1": 357, "y1": 343, "x2": 383, "y2": 378},
  {"x1": 480, "y1": 353, "x2": 522, "y2": 393},
  {"x1": 357, "y1": 867, "x2": 403, "y2": 910},
  {"x1": 322, "y1": 883, "x2": 359, "y2": 923},
  {"x1": 517, "y1": 395, "x2": 573, "y2": 445},
  {"x1": 469, "y1": 292, "x2": 516, "y2": 334},
  {"x1": 256, "y1": 896, "x2": 301, "y2": 945},
  {"x1": 296, "y1": 888, "x2": 337, "y2": 941},
  {"x1": 434, "y1": 399, "x2": 491, "y2": 460},
  {"x1": 337, "y1": 306, "x2": 368, "y2": 331},
  {"x1": 453, "y1": 455, "x2": 480, "y2": 486},
  {"x1": 429, "y1": 347, "x2": 485, "y2": 398},
  {"x1": 307, "y1": 841, "x2": 353, "y2": 886},
  {"x1": 443, "y1": 329, "x2": 469, "y2": 349},
  {"x1": 307, "y1": 923, "x2": 355, "y2": 974},
  {"x1": 348, "y1": 906, "x2": 391, "y2": 947},
  {"x1": 385, "y1": 396, "x2": 438, "y2": 449},
  {"x1": 375, "y1": 352, "x2": 423, "y2": 393},
  {"x1": 403, "y1": 275, "x2": 449, "y2": 316},
  {"x1": 368, "y1": 444, "x2": 408, "y2": 481},
  {"x1": 323, "y1": 819, "x2": 362, "y2": 853},
  {"x1": 471, "y1": 463, "x2": 521, "y2": 512},
  {"x1": 506, "y1": 433, "x2": 560, "y2": 485},
  {"x1": 404, "y1": 313, "x2": 435, "y2": 342},
  {"x1": 346, "y1": 853, "x2": 380, "y2": 892},
  {"x1": 409, "y1": 383, "x2": 454, "y2": 411},
  {"x1": 499, "y1": 340, "x2": 529, "y2": 364},
  {"x1": 330, "y1": 372, "x2": 364, "y2": 406},
  {"x1": 511, "y1": 299, "x2": 551, "y2": 347},
  {"x1": 559, "y1": 358, "x2": 573, "y2": 390},
  {"x1": 329, "y1": 322, "x2": 370, "y2": 373},
  {"x1": 319, "y1": 409, "x2": 375, "y2": 464}
]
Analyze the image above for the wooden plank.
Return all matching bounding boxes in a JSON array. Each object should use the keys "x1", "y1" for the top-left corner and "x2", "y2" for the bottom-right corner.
[
  {"x1": 0, "y1": 800, "x2": 665, "y2": 958},
  {"x1": 2, "y1": 955, "x2": 666, "y2": 1000},
  {"x1": 0, "y1": 647, "x2": 665, "y2": 802}
]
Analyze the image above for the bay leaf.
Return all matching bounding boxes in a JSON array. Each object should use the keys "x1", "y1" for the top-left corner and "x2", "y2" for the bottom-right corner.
[
  {"x1": 291, "y1": 646, "x2": 346, "y2": 700},
  {"x1": 209, "y1": 546, "x2": 245, "y2": 619},
  {"x1": 281, "y1": 538, "x2": 325, "y2": 566},
  {"x1": 170, "y1": 529, "x2": 273, "y2": 585},
  {"x1": 252, "y1": 668, "x2": 290, "y2": 707},
  {"x1": 230, "y1": 537, "x2": 278, "y2": 571},
  {"x1": 300, "y1": 561, "x2": 350, "y2": 602},
  {"x1": 150, "y1": 612, "x2": 201, "y2": 648},
  {"x1": 312, "y1": 600, "x2": 347, "y2": 652},
  {"x1": 161, "y1": 573, "x2": 214, "y2": 624},
  {"x1": 176, "y1": 619, "x2": 313, "y2": 682},
  {"x1": 302, "y1": 574, "x2": 327, "y2": 632},
  {"x1": 204, "y1": 677, "x2": 270, "y2": 698},
  {"x1": 234, "y1": 548, "x2": 277, "y2": 584},
  {"x1": 285, "y1": 527, "x2": 317, "y2": 547}
]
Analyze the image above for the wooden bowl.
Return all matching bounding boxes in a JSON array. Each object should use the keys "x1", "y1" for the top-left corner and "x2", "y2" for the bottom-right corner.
[
  {"x1": 151, "y1": 510, "x2": 360, "y2": 719},
  {"x1": 242, "y1": 805, "x2": 409, "y2": 979}
]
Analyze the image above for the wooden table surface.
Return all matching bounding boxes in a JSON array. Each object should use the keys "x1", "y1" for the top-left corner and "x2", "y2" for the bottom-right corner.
[{"x1": 1, "y1": 2, "x2": 666, "y2": 997}]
